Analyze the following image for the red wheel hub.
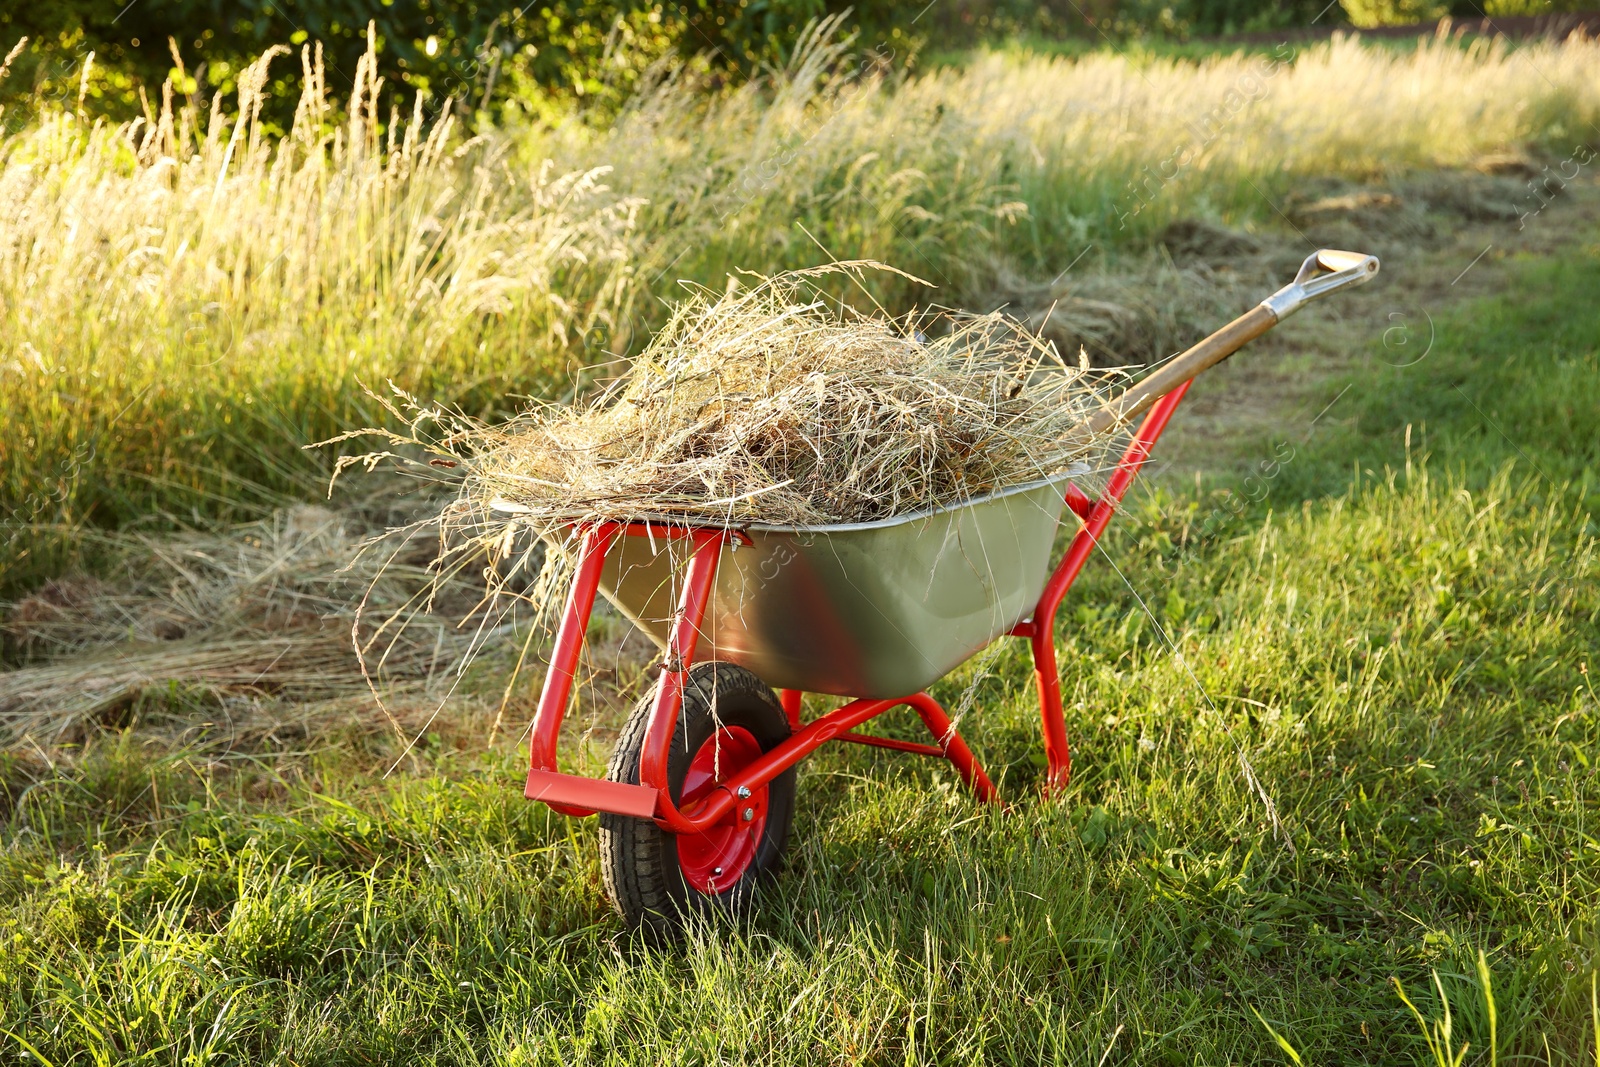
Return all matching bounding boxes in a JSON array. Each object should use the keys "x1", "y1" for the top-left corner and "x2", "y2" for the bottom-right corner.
[{"x1": 676, "y1": 726, "x2": 768, "y2": 895}]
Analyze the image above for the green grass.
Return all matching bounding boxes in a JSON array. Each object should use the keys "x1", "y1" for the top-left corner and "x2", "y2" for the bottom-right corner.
[{"x1": 1, "y1": 217, "x2": 1596, "y2": 1062}]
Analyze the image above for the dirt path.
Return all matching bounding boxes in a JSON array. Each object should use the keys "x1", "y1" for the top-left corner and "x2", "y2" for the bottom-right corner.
[{"x1": 1147, "y1": 173, "x2": 1600, "y2": 481}]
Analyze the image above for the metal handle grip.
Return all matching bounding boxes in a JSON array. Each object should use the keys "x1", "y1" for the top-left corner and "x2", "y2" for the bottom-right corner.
[{"x1": 1261, "y1": 248, "x2": 1380, "y2": 320}]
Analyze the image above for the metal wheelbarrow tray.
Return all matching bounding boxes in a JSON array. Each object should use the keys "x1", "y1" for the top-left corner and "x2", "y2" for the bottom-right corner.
[
  {"x1": 598, "y1": 469, "x2": 1087, "y2": 700},
  {"x1": 515, "y1": 249, "x2": 1380, "y2": 930}
]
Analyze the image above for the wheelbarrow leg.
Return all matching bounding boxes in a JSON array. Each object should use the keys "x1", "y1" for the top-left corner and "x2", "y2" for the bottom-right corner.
[
  {"x1": 1027, "y1": 382, "x2": 1196, "y2": 795},
  {"x1": 1032, "y1": 635, "x2": 1073, "y2": 792},
  {"x1": 525, "y1": 524, "x2": 621, "y2": 816},
  {"x1": 907, "y1": 693, "x2": 998, "y2": 803},
  {"x1": 638, "y1": 530, "x2": 729, "y2": 799}
]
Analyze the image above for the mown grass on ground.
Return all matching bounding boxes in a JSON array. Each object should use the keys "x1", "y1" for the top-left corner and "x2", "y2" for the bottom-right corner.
[{"x1": 1, "y1": 213, "x2": 1596, "y2": 1064}]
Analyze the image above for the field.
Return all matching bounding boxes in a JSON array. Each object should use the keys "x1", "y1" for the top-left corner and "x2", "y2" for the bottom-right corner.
[
  {"x1": 5, "y1": 29, "x2": 1600, "y2": 587},
  {"x1": 3, "y1": 25, "x2": 1600, "y2": 1065}
]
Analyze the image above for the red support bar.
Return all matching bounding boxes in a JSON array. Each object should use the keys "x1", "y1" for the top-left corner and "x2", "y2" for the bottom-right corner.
[
  {"x1": 838, "y1": 732, "x2": 946, "y2": 758},
  {"x1": 527, "y1": 525, "x2": 618, "y2": 816},
  {"x1": 652, "y1": 693, "x2": 899, "y2": 832},
  {"x1": 638, "y1": 531, "x2": 729, "y2": 797},
  {"x1": 1064, "y1": 482, "x2": 1096, "y2": 521},
  {"x1": 663, "y1": 692, "x2": 997, "y2": 832},
  {"x1": 525, "y1": 769, "x2": 658, "y2": 818},
  {"x1": 1029, "y1": 382, "x2": 1194, "y2": 793},
  {"x1": 909, "y1": 696, "x2": 998, "y2": 803}
]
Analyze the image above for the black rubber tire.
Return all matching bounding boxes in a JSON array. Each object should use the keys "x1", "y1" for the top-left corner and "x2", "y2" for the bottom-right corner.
[{"x1": 599, "y1": 661, "x2": 795, "y2": 932}]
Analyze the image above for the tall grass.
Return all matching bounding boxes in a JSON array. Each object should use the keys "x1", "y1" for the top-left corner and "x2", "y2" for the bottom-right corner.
[
  {"x1": 0, "y1": 42, "x2": 641, "y2": 588},
  {"x1": 4, "y1": 26, "x2": 1600, "y2": 591},
  {"x1": 568, "y1": 27, "x2": 1600, "y2": 281}
]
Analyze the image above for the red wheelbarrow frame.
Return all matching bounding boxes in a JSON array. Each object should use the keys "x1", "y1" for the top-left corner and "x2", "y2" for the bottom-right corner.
[{"x1": 521, "y1": 379, "x2": 1195, "y2": 831}]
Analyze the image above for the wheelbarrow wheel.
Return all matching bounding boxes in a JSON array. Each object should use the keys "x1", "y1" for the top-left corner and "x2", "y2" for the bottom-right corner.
[{"x1": 600, "y1": 661, "x2": 795, "y2": 931}]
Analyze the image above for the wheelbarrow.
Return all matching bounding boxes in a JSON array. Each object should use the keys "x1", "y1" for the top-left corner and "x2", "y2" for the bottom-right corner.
[{"x1": 515, "y1": 249, "x2": 1379, "y2": 929}]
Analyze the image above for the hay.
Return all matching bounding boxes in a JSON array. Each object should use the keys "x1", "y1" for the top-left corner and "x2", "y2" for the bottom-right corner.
[
  {"x1": 982, "y1": 252, "x2": 1255, "y2": 371},
  {"x1": 0, "y1": 506, "x2": 488, "y2": 745},
  {"x1": 379, "y1": 264, "x2": 1126, "y2": 538},
  {"x1": 0, "y1": 636, "x2": 371, "y2": 745}
]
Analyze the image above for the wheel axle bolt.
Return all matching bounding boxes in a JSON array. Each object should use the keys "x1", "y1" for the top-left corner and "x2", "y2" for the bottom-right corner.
[
  {"x1": 736, "y1": 786, "x2": 752, "y2": 799},
  {"x1": 713, "y1": 866, "x2": 723, "y2": 877},
  {"x1": 742, "y1": 807, "x2": 755, "y2": 821}
]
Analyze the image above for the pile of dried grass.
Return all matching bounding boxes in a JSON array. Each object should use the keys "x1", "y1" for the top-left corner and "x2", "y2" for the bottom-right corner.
[
  {"x1": 985, "y1": 243, "x2": 1270, "y2": 371},
  {"x1": 7, "y1": 507, "x2": 378, "y2": 656},
  {"x1": 0, "y1": 637, "x2": 373, "y2": 745},
  {"x1": 0, "y1": 506, "x2": 487, "y2": 745},
  {"x1": 365, "y1": 264, "x2": 1125, "y2": 538}
]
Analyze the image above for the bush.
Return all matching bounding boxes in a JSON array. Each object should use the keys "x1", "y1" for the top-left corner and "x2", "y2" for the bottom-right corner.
[
  {"x1": 0, "y1": 0, "x2": 1354, "y2": 131},
  {"x1": 1339, "y1": 0, "x2": 1449, "y2": 27}
]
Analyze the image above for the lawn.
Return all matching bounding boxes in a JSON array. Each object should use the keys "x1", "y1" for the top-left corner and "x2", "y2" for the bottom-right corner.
[{"x1": 1, "y1": 211, "x2": 1597, "y2": 1063}]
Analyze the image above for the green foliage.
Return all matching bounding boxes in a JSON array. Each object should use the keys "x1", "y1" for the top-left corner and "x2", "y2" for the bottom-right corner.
[
  {"x1": 1341, "y1": 0, "x2": 1591, "y2": 26},
  {"x1": 1091, "y1": 0, "x2": 1343, "y2": 36},
  {"x1": 0, "y1": 0, "x2": 1354, "y2": 129},
  {"x1": 1340, "y1": 0, "x2": 1449, "y2": 28},
  {"x1": 1480, "y1": 0, "x2": 1586, "y2": 15},
  {"x1": 1, "y1": 1, "x2": 692, "y2": 125}
]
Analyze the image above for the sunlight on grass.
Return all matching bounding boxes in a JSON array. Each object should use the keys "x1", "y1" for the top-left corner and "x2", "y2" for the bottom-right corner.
[
  {"x1": 5, "y1": 29, "x2": 1600, "y2": 590},
  {"x1": 2, "y1": 243, "x2": 1597, "y2": 1061}
]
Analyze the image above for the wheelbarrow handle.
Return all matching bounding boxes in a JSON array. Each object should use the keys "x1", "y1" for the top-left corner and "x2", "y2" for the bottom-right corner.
[{"x1": 1075, "y1": 248, "x2": 1379, "y2": 438}]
